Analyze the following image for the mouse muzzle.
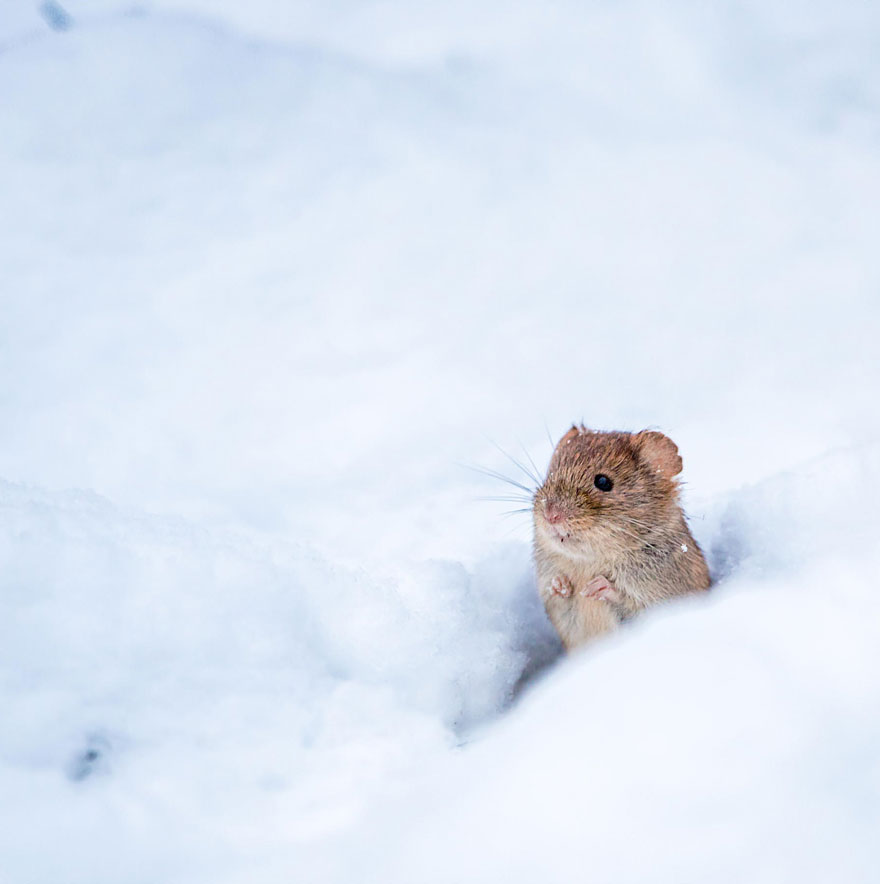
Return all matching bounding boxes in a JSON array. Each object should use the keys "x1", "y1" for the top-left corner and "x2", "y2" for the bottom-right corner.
[{"x1": 535, "y1": 494, "x2": 578, "y2": 546}]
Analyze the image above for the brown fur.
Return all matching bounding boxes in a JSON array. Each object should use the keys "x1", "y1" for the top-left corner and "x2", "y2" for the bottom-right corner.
[{"x1": 533, "y1": 425, "x2": 710, "y2": 651}]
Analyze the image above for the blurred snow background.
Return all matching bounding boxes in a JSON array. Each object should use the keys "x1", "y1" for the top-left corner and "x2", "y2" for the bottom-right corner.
[{"x1": 1, "y1": 1, "x2": 878, "y2": 881}]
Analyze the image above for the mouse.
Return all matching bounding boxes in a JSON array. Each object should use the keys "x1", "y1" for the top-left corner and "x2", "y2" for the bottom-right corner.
[{"x1": 533, "y1": 425, "x2": 710, "y2": 651}]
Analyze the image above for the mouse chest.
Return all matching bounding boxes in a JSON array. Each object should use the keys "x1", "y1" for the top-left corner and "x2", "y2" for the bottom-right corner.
[
  {"x1": 538, "y1": 549, "x2": 613, "y2": 597},
  {"x1": 567, "y1": 553, "x2": 617, "y2": 586}
]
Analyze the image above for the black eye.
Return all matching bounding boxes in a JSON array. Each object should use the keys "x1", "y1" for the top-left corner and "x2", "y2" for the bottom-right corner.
[{"x1": 594, "y1": 474, "x2": 613, "y2": 492}]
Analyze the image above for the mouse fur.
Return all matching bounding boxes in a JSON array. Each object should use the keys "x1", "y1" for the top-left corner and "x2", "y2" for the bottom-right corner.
[{"x1": 533, "y1": 425, "x2": 710, "y2": 651}]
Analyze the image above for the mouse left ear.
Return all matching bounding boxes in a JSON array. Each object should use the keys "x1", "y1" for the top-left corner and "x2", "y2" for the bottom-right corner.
[
  {"x1": 635, "y1": 431, "x2": 682, "y2": 478},
  {"x1": 557, "y1": 424, "x2": 590, "y2": 446},
  {"x1": 560, "y1": 425, "x2": 580, "y2": 444}
]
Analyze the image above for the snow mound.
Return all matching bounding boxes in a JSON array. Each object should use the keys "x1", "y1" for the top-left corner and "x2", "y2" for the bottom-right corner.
[
  {"x1": 359, "y1": 444, "x2": 880, "y2": 884},
  {"x1": 1, "y1": 1, "x2": 879, "y2": 881},
  {"x1": 0, "y1": 479, "x2": 556, "y2": 882}
]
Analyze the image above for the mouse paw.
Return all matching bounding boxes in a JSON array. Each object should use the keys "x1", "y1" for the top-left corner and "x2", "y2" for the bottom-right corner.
[
  {"x1": 549, "y1": 575, "x2": 574, "y2": 598},
  {"x1": 580, "y1": 575, "x2": 622, "y2": 605}
]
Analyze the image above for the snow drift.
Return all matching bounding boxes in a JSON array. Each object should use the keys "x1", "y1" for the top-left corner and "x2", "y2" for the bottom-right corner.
[{"x1": 1, "y1": 1, "x2": 879, "y2": 881}]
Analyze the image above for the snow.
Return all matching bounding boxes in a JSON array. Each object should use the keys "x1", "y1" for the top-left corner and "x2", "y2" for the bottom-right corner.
[
  {"x1": 0, "y1": 478, "x2": 556, "y2": 882},
  {"x1": 1, "y1": 1, "x2": 879, "y2": 881},
  {"x1": 369, "y1": 444, "x2": 880, "y2": 884}
]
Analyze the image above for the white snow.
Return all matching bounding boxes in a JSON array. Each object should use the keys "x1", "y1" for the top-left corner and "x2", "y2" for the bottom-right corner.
[{"x1": 1, "y1": 1, "x2": 879, "y2": 881}]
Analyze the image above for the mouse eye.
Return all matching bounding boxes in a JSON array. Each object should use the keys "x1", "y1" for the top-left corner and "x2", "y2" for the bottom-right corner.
[{"x1": 594, "y1": 474, "x2": 613, "y2": 492}]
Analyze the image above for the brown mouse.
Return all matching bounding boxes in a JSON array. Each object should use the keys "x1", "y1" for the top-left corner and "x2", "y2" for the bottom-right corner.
[{"x1": 533, "y1": 425, "x2": 710, "y2": 651}]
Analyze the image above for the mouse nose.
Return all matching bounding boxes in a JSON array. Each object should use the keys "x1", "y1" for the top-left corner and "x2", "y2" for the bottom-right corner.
[{"x1": 544, "y1": 500, "x2": 568, "y2": 525}]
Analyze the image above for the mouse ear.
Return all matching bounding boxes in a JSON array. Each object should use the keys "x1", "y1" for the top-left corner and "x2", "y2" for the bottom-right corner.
[
  {"x1": 635, "y1": 431, "x2": 682, "y2": 478},
  {"x1": 558, "y1": 425, "x2": 580, "y2": 446},
  {"x1": 558, "y1": 424, "x2": 591, "y2": 446}
]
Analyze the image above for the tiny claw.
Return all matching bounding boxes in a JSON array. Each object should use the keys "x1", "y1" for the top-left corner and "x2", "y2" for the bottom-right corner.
[
  {"x1": 580, "y1": 575, "x2": 621, "y2": 604},
  {"x1": 550, "y1": 575, "x2": 574, "y2": 598}
]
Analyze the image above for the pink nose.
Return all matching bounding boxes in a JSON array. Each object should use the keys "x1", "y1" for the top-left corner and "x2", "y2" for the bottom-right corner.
[{"x1": 544, "y1": 500, "x2": 567, "y2": 525}]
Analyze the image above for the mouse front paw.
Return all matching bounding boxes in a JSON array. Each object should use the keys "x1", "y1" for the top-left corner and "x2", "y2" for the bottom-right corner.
[
  {"x1": 549, "y1": 575, "x2": 575, "y2": 598},
  {"x1": 580, "y1": 575, "x2": 622, "y2": 605}
]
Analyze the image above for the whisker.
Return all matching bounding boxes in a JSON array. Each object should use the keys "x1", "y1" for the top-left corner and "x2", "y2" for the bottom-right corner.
[
  {"x1": 617, "y1": 515, "x2": 689, "y2": 538},
  {"x1": 607, "y1": 523, "x2": 661, "y2": 550},
  {"x1": 501, "y1": 519, "x2": 532, "y2": 539},
  {"x1": 517, "y1": 438, "x2": 544, "y2": 487},
  {"x1": 459, "y1": 463, "x2": 535, "y2": 496},
  {"x1": 489, "y1": 439, "x2": 541, "y2": 487},
  {"x1": 610, "y1": 516, "x2": 691, "y2": 549}
]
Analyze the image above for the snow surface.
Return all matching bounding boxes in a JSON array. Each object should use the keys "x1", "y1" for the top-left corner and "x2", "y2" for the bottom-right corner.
[{"x1": 1, "y1": 1, "x2": 879, "y2": 882}]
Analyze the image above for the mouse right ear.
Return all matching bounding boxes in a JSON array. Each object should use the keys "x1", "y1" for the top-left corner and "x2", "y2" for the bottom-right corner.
[{"x1": 635, "y1": 431, "x2": 683, "y2": 478}]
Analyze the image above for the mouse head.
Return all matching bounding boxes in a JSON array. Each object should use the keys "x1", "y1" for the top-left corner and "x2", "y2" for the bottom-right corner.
[{"x1": 533, "y1": 425, "x2": 683, "y2": 556}]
